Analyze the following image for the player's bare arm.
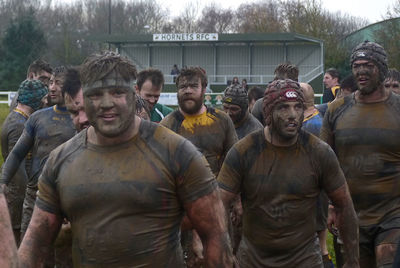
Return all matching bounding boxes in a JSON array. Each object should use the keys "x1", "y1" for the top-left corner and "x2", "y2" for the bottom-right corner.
[
  {"x1": 0, "y1": 193, "x2": 18, "y2": 268},
  {"x1": 18, "y1": 206, "x2": 62, "y2": 267},
  {"x1": 184, "y1": 189, "x2": 234, "y2": 267},
  {"x1": 327, "y1": 183, "x2": 359, "y2": 268}
]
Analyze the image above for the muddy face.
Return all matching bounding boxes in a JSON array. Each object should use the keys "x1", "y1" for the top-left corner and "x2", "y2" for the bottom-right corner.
[
  {"x1": 65, "y1": 89, "x2": 90, "y2": 132},
  {"x1": 177, "y1": 77, "x2": 205, "y2": 114},
  {"x1": 352, "y1": 59, "x2": 381, "y2": 95},
  {"x1": 384, "y1": 78, "x2": 400, "y2": 95},
  {"x1": 49, "y1": 75, "x2": 65, "y2": 106},
  {"x1": 223, "y1": 103, "x2": 244, "y2": 124},
  {"x1": 271, "y1": 101, "x2": 304, "y2": 144},
  {"x1": 84, "y1": 87, "x2": 135, "y2": 138}
]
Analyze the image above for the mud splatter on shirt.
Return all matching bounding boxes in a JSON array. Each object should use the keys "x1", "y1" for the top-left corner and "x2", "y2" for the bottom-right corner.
[
  {"x1": 321, "y1": 92, "x2": 400, "y2": 226},
  {"x1": 218, "y1": 129, "x2": 345, "y2": 267},
  {"x1": 37, "y1": 120, "x2": 216, "y2": 267}
]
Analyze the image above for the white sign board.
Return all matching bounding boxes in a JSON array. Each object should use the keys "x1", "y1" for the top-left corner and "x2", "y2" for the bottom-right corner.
[
  {"x1": 158, "y1": 93, "x2": 178, "y2": 106},
  {"x1": 153, "y1": 33, "x2": 218, "y2": 42}
]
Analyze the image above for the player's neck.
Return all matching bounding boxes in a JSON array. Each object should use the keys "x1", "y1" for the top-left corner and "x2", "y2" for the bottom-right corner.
[
  {"x1": 264, "y1": 126, "x2": 298, "y2": 147},
  {"x1": 179, "y1": 104, "x2": 206, "y2": 117},
  {"x1": 87, "y1": 116, "x2": 141, "y2": 146},
  {"x1": 355, "y1": 85, "x2": 389, "y2": 103},
  {"x1": 16, "y1": 103, "x2": 34, "y2": 116}
]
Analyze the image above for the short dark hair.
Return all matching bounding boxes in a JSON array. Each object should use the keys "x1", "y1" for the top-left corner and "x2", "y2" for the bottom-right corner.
[
  {"x1": 248, "y1": 86, "x2": 265, "y2": 102},
  {"x1": 136, "y1": 68, "x2": 164, "y2": 90},
  {"x1": 386, "y1": 68, "x2": 400, "y2": 82},
  {"x1": 80, "y1": 51, "x2": 137, "y2": 86},
  {"x1": 62, "y1": 67, "x2": 81, "y2": 98},
  {"x1": 176, "y1": 67, "x2": 208, "y2": 89},
  {"x1": 340, "y1": 75, "x2": 357, "y2": 93},
  {"x1": 325, "y1": 68, "x2": 340, "y2": 80},
  {"x1": 27, "y1": 59, "x2": 52, "y2": 77},
  {"x1": 274, "y1": 63, "x2": 299, "y2": 81}
]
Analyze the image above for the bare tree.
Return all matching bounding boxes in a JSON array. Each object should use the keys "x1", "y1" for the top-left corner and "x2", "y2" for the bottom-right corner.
[
  {"x1": 197, "y1": 3, "x2": 234, "y2": 33},
  {"x1": 234, "y1": 0, "x2": 285, "y2": 33}
]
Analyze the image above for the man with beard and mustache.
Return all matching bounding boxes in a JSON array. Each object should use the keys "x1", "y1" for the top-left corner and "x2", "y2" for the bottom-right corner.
[
  {"x1": 252, "y1": 63, "x2": 299, "y2": 125},
  {"x1": 321, "y1": 41, "x2": 400, "y2": 268},
  {"x1": 161, "y1": 67, "x2": 238, "y2": 176},
  {"x1": 160, "y1": 67, "x2": 238, "y2": 267},
  {"x1": 18, "y1": 52, "x2": 234, "y2": 267},
  {"x1": 218, "y1": 79, "x2": 359, "y2": 268}
]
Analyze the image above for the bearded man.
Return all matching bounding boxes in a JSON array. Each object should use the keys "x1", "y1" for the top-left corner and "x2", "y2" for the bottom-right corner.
[
  {"x1": 321, "y1": 41, "x2": 400, "y2": 268},
  {"x1": 218, "y1": 79, "x2": 359, "y2": 267}
]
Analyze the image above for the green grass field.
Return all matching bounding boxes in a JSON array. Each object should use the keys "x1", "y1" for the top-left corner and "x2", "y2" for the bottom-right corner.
[{"x1": 0, "y1": 103, "x2": 338, "y2": 265}]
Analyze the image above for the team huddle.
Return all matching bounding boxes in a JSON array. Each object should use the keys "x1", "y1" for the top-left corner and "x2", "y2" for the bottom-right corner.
[{"x1": 0, "y1": 40, "x2": 399, "y2": 268}]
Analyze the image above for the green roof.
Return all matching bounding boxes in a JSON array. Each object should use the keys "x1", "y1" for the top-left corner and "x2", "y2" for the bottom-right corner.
[
  {"x1": 344, "y1": 17, "x2": 400, "y2": 46},
  {"x1": 87, "y1": 32, "x2": 322, "y2": 45}
]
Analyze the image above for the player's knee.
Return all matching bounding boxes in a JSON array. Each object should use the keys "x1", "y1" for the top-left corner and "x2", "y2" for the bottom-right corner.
[{"x1": 376, "y1": 243, "x2": 396, "y2": 267}]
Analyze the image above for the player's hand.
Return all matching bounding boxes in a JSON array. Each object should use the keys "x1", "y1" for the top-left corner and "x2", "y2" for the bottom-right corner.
[
  {"x1": 191, "y1": 230, "x2": 204, "y2": 268},
  {"x1": 327, "y1": 204, "x2": 338, "y2": 235}
]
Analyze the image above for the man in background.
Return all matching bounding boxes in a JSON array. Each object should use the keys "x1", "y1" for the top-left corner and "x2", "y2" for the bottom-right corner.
[
  {"x1": 222, "y1": 83, "x2": 262, "y2": 140},
  {"x1": 322, "y1": 68, "x2": 340, "y2": 103},
  {"x1": 135, "y1": 68, "x2": 173, "y2": 123},
  {"x1": 1, "y1": 80, "x2": 48, "y2": 245},
  {"x1": 10, "y1": 59, "x2": 52, "y2": 111},
  {"x1": 384, "y1": 68, "x2": 400, "y2": 95}
]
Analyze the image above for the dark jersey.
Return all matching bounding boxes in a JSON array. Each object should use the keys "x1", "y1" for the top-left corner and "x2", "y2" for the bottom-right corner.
[
  {"x1": 1, "y1": 109, "x2": 29, "y2": 229},
  {"x1": 160, "y1": 107, "x2": 238, "y2": 176},
  {"x1": 1, "y1": 109, "x2": 27, "y2": 159},
  {"x1": 235, "y1": 112, "x2": 263, "y2": 140},
  {"x1": 1, "y1": 105, "x2": 75, "y2": 186},
  {"x1": 320, "y1": 92, "x2": 400, "y2": 226},
  {"x1": 251, "y1": 98, "x2": 265, "y2": 126},
  {"x1": 36, "y1": 120, "x2": 216, "y2": 267},
  {"x1": 218, "y1": 129, "x2": 345, "y2": 267}
]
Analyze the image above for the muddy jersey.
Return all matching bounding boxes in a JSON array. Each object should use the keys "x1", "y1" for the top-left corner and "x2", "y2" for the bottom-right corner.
[
  {"x1": 217, "y1": 129, "x2": 345, "y2": 267},
  {"x1": 36, "y1": 120, "x2": 217, "y2": 268},
  {"x1": 320, "y1": 92, "x2": 400, "y2": 226},
  {"x1": 1, "y1": 105, "x2": 75, "y2": 186},
  {"x1": 1, "y1": 110, "x2": 27, "y2": 159},
  {"x1": 1, "y1": 110, "x2": 28, "y2": 229},
  {"x1": 160, "y1": 107, "x2": 238, "y2": 175},
  {"x1": 235, "y1": 112, "x2": 263, "y2": 140}
]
